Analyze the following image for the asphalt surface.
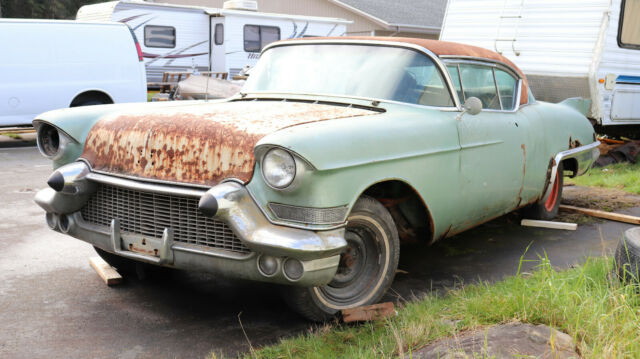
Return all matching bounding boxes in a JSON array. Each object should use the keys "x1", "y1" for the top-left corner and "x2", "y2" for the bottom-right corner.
[{"x1": 1, "y1": 144, "x2": 638, "y2": 359}]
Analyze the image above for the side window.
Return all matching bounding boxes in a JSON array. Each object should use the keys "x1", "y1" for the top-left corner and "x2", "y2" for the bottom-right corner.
[
  {"x1": 494, "y1": 69, "x2": 518, "y2": 110},
  {"x1": 446, "y1": 64, "x2": 464, "y2": 102},
  {"x1": 214, "y1": 23, "x2": 224, "y2": 45},
  {"x1": 401, "y1": 60, "x2": 455, "y2": 107},
  {"x1": 244, "y1": 25, "x2": 280, "y2": 52},
  {"x1": 459, "y1": 64, "x2": 501, "y2": 110},
  {"x1": 144, "y1": 25, "x2": 176, "y2": 48},
  {"x1": 618, "y1": 0, "x2": 640, "y2": 49}
]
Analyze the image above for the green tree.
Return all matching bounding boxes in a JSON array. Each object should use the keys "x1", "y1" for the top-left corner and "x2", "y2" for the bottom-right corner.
[{"x1": 0, "y1": 0, "x2": 104, "y2": 19}]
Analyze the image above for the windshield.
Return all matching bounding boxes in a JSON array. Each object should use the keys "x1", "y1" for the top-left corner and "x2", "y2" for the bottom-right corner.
[{"x1": 242, "y1": 44, "x2": 455, "y2": 107}]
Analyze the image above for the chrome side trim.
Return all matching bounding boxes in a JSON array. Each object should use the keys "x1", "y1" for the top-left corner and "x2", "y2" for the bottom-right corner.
[{"x1": 545, "y1": 141, "x2": 601, "y2": 198}]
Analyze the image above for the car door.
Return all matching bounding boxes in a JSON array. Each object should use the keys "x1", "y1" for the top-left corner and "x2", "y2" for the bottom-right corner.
[{"x1": 448, "y1": 62, "x2": 528, "y2": 230}]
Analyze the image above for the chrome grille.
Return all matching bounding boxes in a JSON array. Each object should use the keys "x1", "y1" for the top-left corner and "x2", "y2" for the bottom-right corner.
[{"x1": 81, "y1": 183, "x2": 250, "y2": 254}]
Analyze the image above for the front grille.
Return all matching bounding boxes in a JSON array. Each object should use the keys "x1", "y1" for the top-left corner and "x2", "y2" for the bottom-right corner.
[{"x1": 81, "y1": 183, "x2": 251, "y2": 254}]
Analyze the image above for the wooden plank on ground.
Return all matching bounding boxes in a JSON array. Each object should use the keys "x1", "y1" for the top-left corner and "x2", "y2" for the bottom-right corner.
[
  {"x1": 521, "y1": 219, "x2": 578, "y2": 230},
  {"x1": 89, "y1": 256, "x2": 122, "y2": 286},
  {"x1": 342, "y1": 302, "x2": 396, "y2": 323},
  {"x1": 560, "y1": 204, "x2": 640, "y2": 225}
]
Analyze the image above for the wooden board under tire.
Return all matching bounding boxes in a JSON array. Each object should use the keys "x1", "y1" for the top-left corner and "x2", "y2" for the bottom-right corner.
[
  {"x1": 560, "y1": 204, "x2": 640, "y2": 225},
  {"x1": 341, "y1": 302, "x2": 396, "y2": 323},
  {"x1": 521, "y1": 219, "x2": 577, "y2": 230},
  {"x1": 89, "y1": 256, "x2": 122, "y2": 286}
]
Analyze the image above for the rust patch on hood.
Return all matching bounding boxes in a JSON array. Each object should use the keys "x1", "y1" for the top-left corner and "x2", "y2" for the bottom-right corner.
[{"x1": 81, "y1": 101, "x2": 375, "y2": 186}]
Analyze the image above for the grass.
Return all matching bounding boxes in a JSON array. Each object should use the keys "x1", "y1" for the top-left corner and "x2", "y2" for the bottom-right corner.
[
  {"x1": 221, "y1": 255, "x2": 640, "y2": 359},
  {"x1": 567, "y1": 162, "x2": 640, "y2": 194},
  {"x1": 147, "y1": 90, "x2": 159, "y2": 102}
]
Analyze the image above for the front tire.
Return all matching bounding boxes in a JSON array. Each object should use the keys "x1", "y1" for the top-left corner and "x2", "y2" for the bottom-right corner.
[
  {"x1": 525, "y1": 162, "x2": 564, "y2": 220},
  {"x1": 283, "y1": 196, "x2": 400, "y2": 321}
]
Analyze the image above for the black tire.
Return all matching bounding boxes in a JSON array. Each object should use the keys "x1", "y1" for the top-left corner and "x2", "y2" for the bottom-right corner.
[
  {"x1": 615, "y1": 227, "x2": 640, "y2": 285},
  {"x1": 525, "y1": 162, "x2": 564, "y2": 220},
  {"x1": 283, "y1": 196, "x2": 400, "y2": 322},
  {"x1": 94, "y1": 246, "x2": 136, "y2": 273}
]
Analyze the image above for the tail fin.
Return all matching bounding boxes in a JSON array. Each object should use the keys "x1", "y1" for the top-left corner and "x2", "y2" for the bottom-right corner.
[{"x1": 558, "y1": 97, "x2": 591, "y2": 117}]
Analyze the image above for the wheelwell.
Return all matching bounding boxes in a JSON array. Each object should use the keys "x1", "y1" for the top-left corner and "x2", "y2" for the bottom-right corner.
[
  {"x1": 362, "y1": 180, "x2": 433, "y2": 243},
  {"x1": 562, "y1": 158, "x2": 578, "y2": 178},
  {"x1": 70, "y1": 91, "x2": 113, "y2": 107}
]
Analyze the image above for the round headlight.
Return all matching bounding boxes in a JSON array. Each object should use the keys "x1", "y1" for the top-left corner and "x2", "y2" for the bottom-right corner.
[
  {"x1": 262, "y1": 148, "x2": 296, "y2": 189},
  {"x1": 37, "y1": 123, "x2": 60, "y2": 158}
]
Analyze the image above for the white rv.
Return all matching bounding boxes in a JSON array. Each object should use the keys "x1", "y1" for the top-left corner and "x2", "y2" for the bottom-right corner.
[
  {"x1": 440, "y1": 0, "x2": 640, "y2": 137},
  {"x1": 0, "y1": 19, "x2": 147, "y2": 127},
  {"x1": 77, "y1": 0, "x2": 350, "y2": 83}
]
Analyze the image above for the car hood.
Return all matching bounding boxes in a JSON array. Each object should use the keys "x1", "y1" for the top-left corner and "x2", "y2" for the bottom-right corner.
[{"x1": 81, "y1": 100, "x2": 376, "y2": 186}]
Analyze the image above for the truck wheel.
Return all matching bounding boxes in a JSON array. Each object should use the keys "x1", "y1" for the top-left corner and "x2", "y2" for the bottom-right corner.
[
  {"x1": 615, "y1": 227, "x2": 640, "y2": 285},
  {"x1": 525, "y1": 162, "x2": 564, "y2": 220},
  {"x1": 283, "y1": 196, "x2": 400, "y2": 321},
  {"x1": 94, "y1": 246, "x2": 136, "y2": 273}
]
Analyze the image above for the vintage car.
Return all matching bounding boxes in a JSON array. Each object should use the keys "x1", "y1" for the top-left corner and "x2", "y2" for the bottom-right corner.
[{"x1": 33, "y1": 37, "x2": 600, "y2": 321}]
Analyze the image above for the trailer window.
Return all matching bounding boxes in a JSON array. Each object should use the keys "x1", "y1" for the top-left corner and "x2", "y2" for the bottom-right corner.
[
  {"x1": 215, "y1": 23, "x2": 224, "y2": 45},
  {"x1": 244, "y1": 25, "x2": 281, "y2": 52},
  {"x1": 144, "y1": 25, "x2": 176, "y2": 48},
  {"x1": 618, "y1": 0, "x2": 640, "y2": 49}
]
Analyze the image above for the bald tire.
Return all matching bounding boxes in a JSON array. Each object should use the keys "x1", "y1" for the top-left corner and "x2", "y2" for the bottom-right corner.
[{"x1": 282, "y1": 196, "x2": 400, "y2": 322}]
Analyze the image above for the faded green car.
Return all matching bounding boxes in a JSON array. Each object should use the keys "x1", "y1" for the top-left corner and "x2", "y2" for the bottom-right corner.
[{"x1": 33, "y1": 37, "x2": 599, "y2": 321}]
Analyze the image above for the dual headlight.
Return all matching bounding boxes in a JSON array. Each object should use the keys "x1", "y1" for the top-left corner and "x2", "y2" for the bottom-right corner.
[
  {"x1": 261, "y1": 148, "x2": 297, "y2": 189},
  {"x1": 35, "y1": 122, "x2": 74, "y2": 161}
]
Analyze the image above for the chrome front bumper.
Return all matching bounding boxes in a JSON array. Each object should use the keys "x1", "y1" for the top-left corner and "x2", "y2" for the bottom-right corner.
[{"x1": 35, "y1": 163, "x2": 347, "y2": 286}]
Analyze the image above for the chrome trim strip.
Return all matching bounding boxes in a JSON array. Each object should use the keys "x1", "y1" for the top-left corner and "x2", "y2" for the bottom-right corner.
[
  {"x1": 172, "y1": 242, "x2": 255, "y2": 260},
  {"x1": 86, "y1": 172, "x2": 206, "y2": 198},
  {"x1": 546, "y1": 141, "x2": 601, "y2": 197}
]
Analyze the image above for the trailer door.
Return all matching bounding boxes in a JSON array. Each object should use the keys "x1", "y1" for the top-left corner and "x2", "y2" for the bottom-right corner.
[{"x1": 210, "y1": 17, "x2": 226, "y2": 73}]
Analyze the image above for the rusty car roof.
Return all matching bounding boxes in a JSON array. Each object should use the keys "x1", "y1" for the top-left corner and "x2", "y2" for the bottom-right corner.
[{"x1": 282, "y1": 36, "x2": 529, "y2": 105}]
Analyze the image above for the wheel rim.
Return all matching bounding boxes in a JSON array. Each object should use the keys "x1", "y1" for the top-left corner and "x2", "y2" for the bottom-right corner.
[
  {"x1": 314, "y1": 217, "x2": 388, "y2": 309},
  {"x1": 544, "y1": 170, "x2": 560, "y2": 211}
]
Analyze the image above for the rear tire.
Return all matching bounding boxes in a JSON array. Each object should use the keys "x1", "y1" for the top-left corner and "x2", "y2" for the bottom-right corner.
[
  {"x1": 615, "y1": 227, "x2": 640, "y2": 285},
  {"x1": 525, "y1": 162, "x2": 564, "y2": 220},
  {"x1": 282, "y1": 196, "x2": 400, "y2": 321}
]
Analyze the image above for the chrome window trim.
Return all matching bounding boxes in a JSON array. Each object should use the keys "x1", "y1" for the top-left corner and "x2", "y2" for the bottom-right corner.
[
  {"x1": 258, "y1": 39, "x2": 463, "y2": 110},
  {"x1": 492, "y1": 67, "x2": 504, "y2": 110},
  {"x1": 443, "y1": 59, "x2": 522, "y2": 113},
  {"x1": 239, "y1": 92, "x2": 461, "y2": 112}
]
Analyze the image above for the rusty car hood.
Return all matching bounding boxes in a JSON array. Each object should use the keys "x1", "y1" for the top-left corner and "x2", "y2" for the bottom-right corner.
[{"x1": 80, "y1": 100, "x2": 376, "y2": 186}]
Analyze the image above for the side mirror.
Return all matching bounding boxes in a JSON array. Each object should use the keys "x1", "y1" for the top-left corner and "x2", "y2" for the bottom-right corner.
[{"x1": 462, "y1": 97, "x2": 483, "y2": 116}]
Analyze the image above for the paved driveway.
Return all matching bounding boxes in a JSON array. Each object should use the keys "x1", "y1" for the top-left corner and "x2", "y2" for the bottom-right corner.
[{"x1": 1, "y1": 146, "x2": 637, "y2": 359}]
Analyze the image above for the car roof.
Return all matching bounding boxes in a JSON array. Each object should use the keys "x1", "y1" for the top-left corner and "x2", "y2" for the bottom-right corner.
[{"x1": 282, "y1": 36, "x2": 530, "y2": 105}]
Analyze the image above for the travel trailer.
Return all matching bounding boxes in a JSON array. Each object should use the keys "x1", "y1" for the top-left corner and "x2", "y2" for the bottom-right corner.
[
  {"x1": 77, "y1": 0, "x2": 350, "y2": 83},
  {"x1": 440, "y1": 0, "x2": 640, "y2": 137},
  {"x1": 0, "y1": 19, "x2": 146, "y2": 127}
]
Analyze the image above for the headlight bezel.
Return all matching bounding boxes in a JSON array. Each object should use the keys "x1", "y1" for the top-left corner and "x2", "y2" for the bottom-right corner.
[
  {"x1": 34, "y1": 121, "x2": 76, "y2": 161},
  {"x1": 258, "y1": 146, "x2": 311, "y2": 191},
  {"x1": 261, "y1": 147, "x2": 297, "y2": 189}
]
